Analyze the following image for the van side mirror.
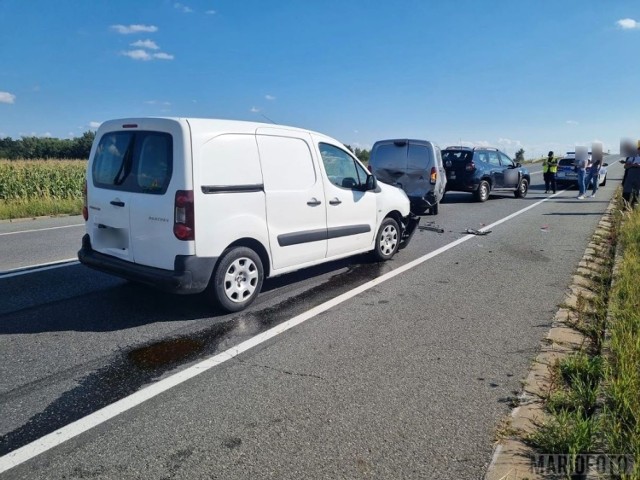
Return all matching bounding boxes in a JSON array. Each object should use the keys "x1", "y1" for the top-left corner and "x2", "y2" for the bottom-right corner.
[{"x1": 364, "y1": 174, "x2": 377, "y2": 191}]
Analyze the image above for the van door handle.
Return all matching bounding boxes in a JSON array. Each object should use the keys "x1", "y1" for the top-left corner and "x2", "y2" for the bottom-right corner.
[
  {"x1": 307, "y1": 198, "x2": 322, "y2": 206},
  {"x1": 110, "y1": 200, "x2": 125, "y2": 207},
  {"x1": 329, "y1": 198, "x2": 342, "y2": 205}
]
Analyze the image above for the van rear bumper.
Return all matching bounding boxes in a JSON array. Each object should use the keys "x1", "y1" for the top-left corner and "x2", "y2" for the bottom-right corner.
[{"x1": 78, "y1": 234, "x2": 216, "y2": 294}]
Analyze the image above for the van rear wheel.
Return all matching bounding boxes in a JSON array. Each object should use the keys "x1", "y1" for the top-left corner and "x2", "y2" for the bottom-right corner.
[
  {"x1": 372, "y1": 218, "x2": 400, "y2": 261},
  {"x1": 207, "y1": 246, "x2": 264, "y2": 312}
]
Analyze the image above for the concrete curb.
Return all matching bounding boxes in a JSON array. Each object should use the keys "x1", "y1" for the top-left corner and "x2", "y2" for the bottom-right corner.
[{"x1": 484, "y1": 198, "x2": 619, "y2": 480}]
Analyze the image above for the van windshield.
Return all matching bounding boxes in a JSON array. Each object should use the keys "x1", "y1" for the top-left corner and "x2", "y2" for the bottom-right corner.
[{"x1": 92, "y1": 131, "x2": 173, "y2": 194}]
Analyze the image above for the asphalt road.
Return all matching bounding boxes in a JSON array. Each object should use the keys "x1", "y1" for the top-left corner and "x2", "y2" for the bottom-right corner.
[{"x1": 0, "y1": 159, "x2": 624, "y2": 479}]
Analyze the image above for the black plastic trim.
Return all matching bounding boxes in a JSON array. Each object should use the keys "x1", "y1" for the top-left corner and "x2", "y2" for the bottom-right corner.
[
  {"x1": 201, "y1": 184, "x2": 264, "y2": 194},
  {"x1": 78, "y1": 234, "x2": 217, "y2": 294},
  {"x1": 277, "y1": 224, "x2": 371, "y2": 247}
]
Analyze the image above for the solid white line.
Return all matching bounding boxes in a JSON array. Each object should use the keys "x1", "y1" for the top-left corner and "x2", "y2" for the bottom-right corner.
[
  {"x1": 0, "y1": 191, "x2": 566, "y2": 474},
  {"x1": 0, "y1": 224, "x2": 84, "y2": 236},
  {"x1": 0, "y1": 259, "x2": 79, "y2": 279}
]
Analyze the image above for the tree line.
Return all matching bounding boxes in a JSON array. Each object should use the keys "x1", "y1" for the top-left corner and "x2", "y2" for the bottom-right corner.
[{"x1": 0, "y1": 131, "x2": 96, "y2": 160}]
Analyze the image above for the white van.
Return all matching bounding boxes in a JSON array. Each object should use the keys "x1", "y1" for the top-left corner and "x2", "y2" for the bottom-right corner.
[{"x1": 79, "y1": 118, "x2": 419, "y2": 312}]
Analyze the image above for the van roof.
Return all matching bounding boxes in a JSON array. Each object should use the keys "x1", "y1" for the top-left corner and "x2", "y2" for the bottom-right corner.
[
  {"x1": 98, "y1": 117, "x2": 335, "y2": 142},
  {"x1": 372, "y1": 139, "x2": 437, "y2": 147}
]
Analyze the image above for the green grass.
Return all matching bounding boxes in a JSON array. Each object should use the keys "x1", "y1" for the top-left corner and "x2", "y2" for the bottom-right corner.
[
  {"x1": 0, "y1": 197, "x2": 83, "y2": 220},
  {"x1": 602, "y1": 204, "x2": 640, "y2": 478}
]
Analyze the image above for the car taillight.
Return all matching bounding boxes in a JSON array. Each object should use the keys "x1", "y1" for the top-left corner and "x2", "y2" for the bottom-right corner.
[
  {"x1": 465, "y1": 162, "x2": 476, "y2": 172},
  {"x1": 430, "y1": 167, "x2": 437, "y2": 184},
  {"x1": 174, "y1": 190, "x2": 194, "y2": 241},
  {"x1": 82, "y1": 180, "x2": 88, "y2": 221}
]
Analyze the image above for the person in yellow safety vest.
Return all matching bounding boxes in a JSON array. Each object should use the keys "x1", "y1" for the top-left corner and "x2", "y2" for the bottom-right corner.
[{"x1": 542, "y1": 150, "x2": 558, "y2": 194}]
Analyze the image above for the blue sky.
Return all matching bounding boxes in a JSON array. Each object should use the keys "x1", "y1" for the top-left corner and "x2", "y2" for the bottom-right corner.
[{"x1": 0, "y1": 0, "x2": 638, "y2": 158}]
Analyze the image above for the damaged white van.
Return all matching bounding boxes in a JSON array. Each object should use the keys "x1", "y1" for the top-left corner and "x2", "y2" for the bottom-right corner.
[{"x1": 79, "y1": 118, "x2": 419, "y2": 312}]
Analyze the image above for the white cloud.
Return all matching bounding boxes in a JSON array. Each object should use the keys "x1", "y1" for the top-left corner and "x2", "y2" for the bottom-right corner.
[
  {"x1": 121, "y1": 50, "x2": 173, "y2": 61},
  {"x1": 153, "y1": 52, "x2": 174, "y2": 60},
  {"x1": 43, "y1": 132, "x2": 52, "y2": 138},
  {"x1": 131, "y1": 39, "x2": 159, "y2": 50},
  {"x1": 205, "y1": 10, "x2": 216, "y2": 15},
  {"x1": 89, "y1": 121, "x2": 101, "y2": 129},
  {"x1": 265, "y1": 94, "x2": 276, "y2": 101},
  {"x1": 145, "y1": 100, "x2": 171, "y2": 106},
  {"x1": 566, "y1": 120, "x2": 579, "y2": 125},
  {"x1": 122, "y1": 49, "x2": 152, "y2": 61},
  {"x1": 616, "y1": 18, "x2": 639, "y2": 30},
  {"x1": 250, "y1": 107, "x2": 260, "y2": 113},
  {"x1": 111, "y1": 24, "x2": 158, "y2": 34},
  {"x1": 174, "y1": 3, "x2": 193, "y2": 13},
  {"x1": 498, "y1": 138, "x2": 523, "y2": 148},
  {"x1": 0, "y1": 91, "x2": 16, "y2": 104}
]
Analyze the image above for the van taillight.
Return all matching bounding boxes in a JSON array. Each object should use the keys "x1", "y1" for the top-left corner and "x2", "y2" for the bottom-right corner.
[
  {"x1": 430, "y1": 167, "x2": 437, "y2": 184},
  {"x1": 82, "y1": 180, "x2": 88, "y2": 221},
  {"x1": 174, "y1": 190, "x2": 194, "y2": 241},
  {"x1": 465, "y1": 162, "x2": 476, "y2": 172}
]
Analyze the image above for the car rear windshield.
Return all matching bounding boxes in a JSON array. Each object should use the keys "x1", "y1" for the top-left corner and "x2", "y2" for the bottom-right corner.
[
  {"x1": 92, "y1": 131, "x2": 173, "y2": 194},
  {"x1": 559, "y1": 158, "x2": 575, "y2": 166},
  {"x1": 442, "y1": 150, "x2": 473, "y2": 163}
]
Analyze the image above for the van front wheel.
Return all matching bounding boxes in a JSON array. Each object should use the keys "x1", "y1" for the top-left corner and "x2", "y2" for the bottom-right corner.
[
  {"x1": 207, "y1": 247, "x2": 264, "y2": 312},
  {"x1": 372, "y1": 218, "x2": 400, "y2": 261}
]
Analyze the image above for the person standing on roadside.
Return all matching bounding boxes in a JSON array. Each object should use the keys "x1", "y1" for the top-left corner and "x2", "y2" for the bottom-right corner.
[
  {"x1": 622, "y1": 145, "x2": 640, "y2": 207},
  {"x1": 585, "y1": 155, "x2": 602, "y2": 198},
  {"x1": 576, "y1": 154, "x2": 588, "y2": 199},
  {"x1": 542, "y1": 151, "x2": 558, "y2": 193}
]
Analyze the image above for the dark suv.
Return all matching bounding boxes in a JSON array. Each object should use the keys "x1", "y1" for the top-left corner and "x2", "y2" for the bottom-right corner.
[{"x1": 442, "y1": 146, "x2": 530, "y2": 202}]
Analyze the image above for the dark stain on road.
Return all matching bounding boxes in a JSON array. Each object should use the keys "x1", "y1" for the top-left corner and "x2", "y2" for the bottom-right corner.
[{"x1": 0, "y1": 260, "x2": 393, "y2": 457}]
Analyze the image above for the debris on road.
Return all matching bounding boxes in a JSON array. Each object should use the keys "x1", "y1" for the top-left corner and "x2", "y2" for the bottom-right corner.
[
  {"x1": 418, "y1": 223, "x2": 445, "y2": 234},
  {"x1": 465, "y1": 228, "x2": 491, "y2": 235}
]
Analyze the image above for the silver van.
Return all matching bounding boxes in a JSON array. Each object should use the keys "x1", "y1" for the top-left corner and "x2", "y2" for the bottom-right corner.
[{"x1": 369, "y1": 139, "x2": 446, "y2": 215}]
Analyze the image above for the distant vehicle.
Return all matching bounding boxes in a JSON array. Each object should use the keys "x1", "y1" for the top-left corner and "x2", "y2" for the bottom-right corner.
[
  {"x1": 555, "y1": 156, "x2": 608, "y2": 188},
  {"x1": 369, "y1": 139, "x2": 446, "y2": 215},
  {"x1": 442, "y1": 146, "x2": 530, "y2": 202},
  {"x1": 79, "y1": 117, "x2": 419, "y2": 312}
]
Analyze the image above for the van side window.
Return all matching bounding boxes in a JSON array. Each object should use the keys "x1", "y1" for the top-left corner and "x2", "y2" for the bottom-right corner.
[
  {"x1": 257, "y1": 136, "x2": 316, "y2": 191},
  {"x1": 319, "y1": 143, "x2": 365, "y2": 189},
  {"x1": 92, "y1": 131, "x2": 173, "y2": 194}
]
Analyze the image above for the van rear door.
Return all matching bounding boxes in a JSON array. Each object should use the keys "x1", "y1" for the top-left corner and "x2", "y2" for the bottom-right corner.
[
  {"x1": 369, "y1": 140, "x2": 409, "y2": 189},
  {"x1": 87, "y1": 119, "x2": 191, "y2": 270}
]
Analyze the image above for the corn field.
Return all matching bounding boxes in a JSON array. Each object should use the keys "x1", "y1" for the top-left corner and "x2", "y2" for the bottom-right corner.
[{"x1": 0, "y1": 159, "x2": 87, "y2": 200}]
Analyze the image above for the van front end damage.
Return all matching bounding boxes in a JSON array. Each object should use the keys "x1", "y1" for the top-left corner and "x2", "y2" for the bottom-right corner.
[{"x1": 399, "y1": 213, "x2": 420, "y2": 250}]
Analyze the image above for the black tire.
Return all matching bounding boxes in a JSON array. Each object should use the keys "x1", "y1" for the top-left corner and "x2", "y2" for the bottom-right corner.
[
  {"x1": 207, "y1": 246, "x2": 264, "y2": 312},
  {"x1": 515, "y1": 178, "x2": 529, "y2": 198},
  {"x1": 372, "y1": 217, "x2": 400, "y2": 261},
  {"x1": 474, "y1": 180, "x2": 490, "y2": 202},
  {"x1": 430, "y1": 202, "x2": 439, "y2": 215}
]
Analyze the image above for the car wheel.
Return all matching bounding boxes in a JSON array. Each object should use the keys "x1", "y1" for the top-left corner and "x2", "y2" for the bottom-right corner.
[
  {"x1": 372, "y1": 217, "x2": 400, "y2": 261},
  {"x1": 515, "y1": 178, "x2": 529, "y2": 198},
  {"x1": 430, "y1": 202, "x2": 439, "y2": 215},
  {"x1": 475, "y1": 180, "x2": 490, "y2": 202},
  {"x1": 599, "y1": 174, "x2": 607, "y2": 186},
  {"x1": 207, "y1": 246, "x2": 264, "y2": 312}
]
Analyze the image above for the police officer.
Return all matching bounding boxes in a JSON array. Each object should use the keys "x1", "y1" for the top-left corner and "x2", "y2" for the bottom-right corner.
[{"x1": 543, "y1": 151, "x2": 558, "y2": 193}]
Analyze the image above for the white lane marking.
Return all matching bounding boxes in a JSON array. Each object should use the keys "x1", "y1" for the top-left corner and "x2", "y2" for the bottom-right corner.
[
  {"x1": 0, "y1": 224, "x2": 84, "y2": 236},
  {"x1": 0, "y1": 259, "x2": 79, "y2": 278},
  {"x1": 0, "y1": 190, "x2": 567, "y2": 474}
]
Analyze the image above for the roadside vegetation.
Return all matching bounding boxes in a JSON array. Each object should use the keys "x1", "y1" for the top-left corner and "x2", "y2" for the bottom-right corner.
[
  {"x1": 603, "y1": 203, "x2": 640, "y2": 476},
  {"x1": 0, "y1": 160, "x2": 86, "y2": 220},
  {"x1": 524, "y1": 194, "x2": 640, "y2": 478}
]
